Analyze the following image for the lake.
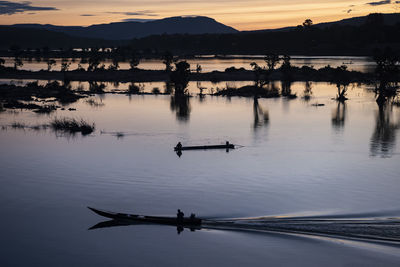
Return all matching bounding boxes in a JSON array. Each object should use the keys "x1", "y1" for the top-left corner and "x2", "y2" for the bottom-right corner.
[
  {"x1": 2, "y1": 55, "x2": 376, "y2": 73},
  {"x1": 1, "y1": 81, "x2": 400, "y2": 266}
]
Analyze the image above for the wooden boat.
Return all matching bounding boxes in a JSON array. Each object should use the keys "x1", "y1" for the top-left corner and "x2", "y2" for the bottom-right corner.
[
  {"x1": 88, "y1": 207, "x2": 202, "y2": 226},
  {"x1": 174, "y1": 144, "x2": 235, "y2": 151}
]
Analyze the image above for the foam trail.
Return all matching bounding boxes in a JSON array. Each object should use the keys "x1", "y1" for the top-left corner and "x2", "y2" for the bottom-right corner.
[{"x1": 202, "y1": 216, "x2": 400, "y2": 244}]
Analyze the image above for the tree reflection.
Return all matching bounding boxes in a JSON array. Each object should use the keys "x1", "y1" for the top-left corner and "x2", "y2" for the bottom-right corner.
[
  {"x1": 169, "y1": 61, "x2": 191, "y2": 122},
  {"x1": 331, "y1": 102, "x2": 346, "y2": 130},
  {"x1": 370, "y1": 104, "x2": 400, "y2": 158},
  {"x1": 303, "y1": 81, "x2": 313, "y2": 101},
  {"x1": 253, "y1": 97, "x2": 269, "y2": 130},
  {"x1": 373, "y1": 48, "x2": 399, "y2": 105},
  {"x1": 89, "y1": 81, "x2": 106, "y2": 94},
  {"x1": 170, "y1": 94, "x2": 191, "y2": 122},
  {"x1": 197, "y1": 82, "x2": 206, "y2": 102},
  {"x1": 164, "y1": 81, "x2": 173, "y2": 94},
  {"x1": 281, "y1": 80, "x2": 296, "y2": 99}
]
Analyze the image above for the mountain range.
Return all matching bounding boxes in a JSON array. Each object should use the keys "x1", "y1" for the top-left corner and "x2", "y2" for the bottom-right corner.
[
  {"x1": 10, "y1": 16, "x2": 238, "y2": 40},
  {"x1": 5, "y1": 13, "x2": 400, "y2": 41}
]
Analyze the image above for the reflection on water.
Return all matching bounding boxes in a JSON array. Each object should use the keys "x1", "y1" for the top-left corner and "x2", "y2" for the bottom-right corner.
[
  {"x1": 2, "y1": 56, "x2": 377, "y2": 73},
  {"x1": 170, "y1": 94, "x2": 191, "y2": 122},
  {"x1": 253, "y1": 97, "x2": 269, "y2": 130},
  {"x1": 302, "y1": 81, "x2": 313, "y2": 101},
  {"x1": 1, "y1": 81, "x2": 400, "y2": 266},
  {"x1": 370, "y1": 104, "x2": 400, "y2": 158},
  {"x1": 332, "y1": 102, "x2": 346, "y2": 131},
  {"x1": 281, "y1": 80, "x2": 294, "y2": 98}
]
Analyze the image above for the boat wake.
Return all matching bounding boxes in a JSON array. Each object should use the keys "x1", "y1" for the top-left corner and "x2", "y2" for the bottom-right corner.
[{"x1": 202, "y1": 215, "x2": 400, "y2": 244}]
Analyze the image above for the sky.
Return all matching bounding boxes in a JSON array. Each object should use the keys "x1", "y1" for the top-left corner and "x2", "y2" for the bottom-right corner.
[{"x1": 0, "y1": 0, "x2": 399, "y2": 30}]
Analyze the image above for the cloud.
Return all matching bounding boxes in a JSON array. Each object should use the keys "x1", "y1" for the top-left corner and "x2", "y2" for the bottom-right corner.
[
  {"x1": 80, "y1": 14, "x2": 95, "y2": 17},
  {"x1": 346, "y1": 9, "x2": 353, "y2": 13},
  {"x1": 107, "y1": 10, "x2": 158, "y2": 17},
  {"x1": 366, "y1": 0, "x2": 391, "y2": 6},
  {"x1": 0, "y1": 1, "x2": 57, "y2": 15}
]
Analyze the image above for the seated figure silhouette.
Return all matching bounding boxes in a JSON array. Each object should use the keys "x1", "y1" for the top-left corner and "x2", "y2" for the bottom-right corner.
[
  {"x1": 177, "y1": 209, "x2": 184, "y2": 224},
  {"x1": 176, "y1": 142, "x2": 182, "y2": 150}
]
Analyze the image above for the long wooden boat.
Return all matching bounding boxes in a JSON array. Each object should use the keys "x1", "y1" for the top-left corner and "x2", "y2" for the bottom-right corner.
[
  {"x1": 174, "y1": 144, "x2": 235, "y2": 151},
  {"x1": 88, "y1": 207, "x2": 202, "y2": 226}
]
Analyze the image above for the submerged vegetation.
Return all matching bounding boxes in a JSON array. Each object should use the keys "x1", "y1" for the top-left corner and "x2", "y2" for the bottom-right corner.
[
  {"x1": 1, "y1": 117, "x2": 95, "y2": 136},
  {"x1": 373, "y1": 47, "x2": 400, "y2": 105},
  {"x1": 0, "y1": 80, "x2": 89, "y2": 113},
  {"x1": 50, "y1": 118, "x2": 95, "y2": 135}
]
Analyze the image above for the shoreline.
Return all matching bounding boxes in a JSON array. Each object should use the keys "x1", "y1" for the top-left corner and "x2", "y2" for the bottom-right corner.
[{"x1": 0, "y1": 67, "x2": 381, "y2": 83}]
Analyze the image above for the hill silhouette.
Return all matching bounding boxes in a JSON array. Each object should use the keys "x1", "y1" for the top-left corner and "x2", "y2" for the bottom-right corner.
[
  {"x1": 10, "y1": 16, "x2": 238, "y2": 40},
  {"x1": 0, "y1": 26, "x2": 111, "y2": 49},
  {"x1": 244, "y1": 13, "x2": 400, "y2": 33}
]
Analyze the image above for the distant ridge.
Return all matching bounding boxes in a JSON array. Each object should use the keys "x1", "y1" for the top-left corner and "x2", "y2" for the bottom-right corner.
[
  {"x1": 243, "y1": 13, "x2": 400, "y2": 33},
  {"x1": 10, "y1": 16, "x2": 238, "y2": 40}
]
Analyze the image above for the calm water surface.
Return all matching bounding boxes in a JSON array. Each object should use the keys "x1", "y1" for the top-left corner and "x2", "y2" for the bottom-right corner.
[
  {"x1": 1, "y1": 82, "x2": 400, "y2": 266},
  {"x1": 3, "y1": 55, "x2": 376, "y2": 72}
]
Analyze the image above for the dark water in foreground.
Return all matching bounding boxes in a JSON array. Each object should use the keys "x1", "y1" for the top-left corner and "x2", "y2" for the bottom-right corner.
[{"x1": 0, "y1": 82, "x2": 400, "y2": 266}]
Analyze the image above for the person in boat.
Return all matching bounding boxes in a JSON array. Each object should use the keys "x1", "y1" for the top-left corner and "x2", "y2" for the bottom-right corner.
[
  {"x1": 176, "y1": 142, "x2": 182, "y2": 150},
  {"x1": 177, "y1": 209, "x2": 184, "y2": 223},
  {"x1": 190, "y1": 213, "x2": 196, "y2": 222},
  {"x1": 226, "y1": 141, "x2": 229, "y2": 147}
]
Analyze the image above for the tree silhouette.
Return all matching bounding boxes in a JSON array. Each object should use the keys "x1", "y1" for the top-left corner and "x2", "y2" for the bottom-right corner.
[
  {"x1": 264, "y1": 54, "x2": 281, "y2": 71},
  {"x1": 128, "y1": 83, "x2": 143, "y2": 94},
  {"x1": 196, "y1": 64, "x2": 202, "y2": 73},
  {"x1": 169, "y1": 60, "x2": 191, "y2": 122},
  {"x1": 373, "y1": 47, "x2": 399, "y2": 105},
  {"x1": 171, "y1": 61, "x2": 191, "y2": 95},
  {"x1": 46, "y1": 59, "x2": 56, "y2": 71},
  {"x1": 250, "y1": 62, "x2": 268, "y2": 89},
  {"x1": 10, "y1": 45, "x2": 23, "y2": 70},
  {"x1": 109, "y1": 56, "x2": 120, "y2": 70},
  {"x1": 162, "y1": 51, "x2": 174, "y2": 73},
  {"x1": 281, "y1": 55, "x2": 291, "y2": 73},
  {"x1": 334, "y1": 65, "x2": 350, "y2": 102},
  {"x1": 129, "y1": 52, "x2": 140, "y2": 70},
  {"x1": 14, "y1": 56, "x2": 23, "y2": 70},
  {"x1": 87, "y1": 51, "x2": 102, "y2": 71},
  {"x1": 61, "y1": 58, "x2": 71, "y2": 72},
  {"x1": 302, "y1": 19, "x2": 313, "y2": 28}
]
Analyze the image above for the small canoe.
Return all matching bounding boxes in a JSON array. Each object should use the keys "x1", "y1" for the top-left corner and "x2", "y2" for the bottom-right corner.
[
  {"x1": 175, "y1": 144, "x2": 235, "y2": 151},
  {"x1": 88, "y1": 207, "x2": 202, "y2": 226}
]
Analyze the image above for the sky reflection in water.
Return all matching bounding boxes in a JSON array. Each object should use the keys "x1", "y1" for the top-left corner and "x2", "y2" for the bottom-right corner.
[{"x1": 0, "y1": 81, "x2": 400, "y2": 266}]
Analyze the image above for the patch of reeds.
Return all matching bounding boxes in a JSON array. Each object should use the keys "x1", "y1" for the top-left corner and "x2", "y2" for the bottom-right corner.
[
  {"x1": 86, "y1": 99, "x2": 105, "y2": 107},
  {"x1": 11, "y1": 122, "x2": 27, "y2": 129},
  {"x1": 50, "y1": 118, "x2": 95, "y2": 135}
]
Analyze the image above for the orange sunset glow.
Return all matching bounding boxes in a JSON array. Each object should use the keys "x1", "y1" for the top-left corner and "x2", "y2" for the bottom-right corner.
[{"x1": 0, "y1": 0, "x2": 399, "y2": 30}]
